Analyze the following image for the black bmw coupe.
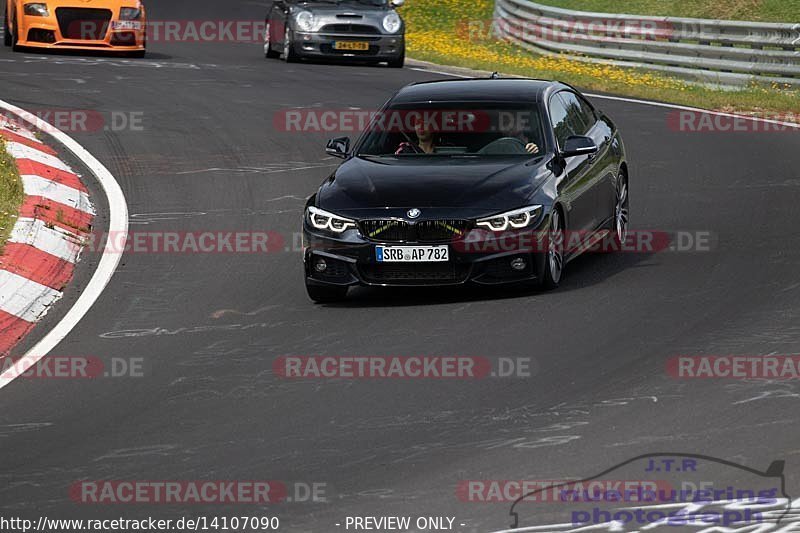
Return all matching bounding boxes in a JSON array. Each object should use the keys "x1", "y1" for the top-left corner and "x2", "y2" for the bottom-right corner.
[{"x1": 302, "y1": 78, "x2": 629, "y2": 302}]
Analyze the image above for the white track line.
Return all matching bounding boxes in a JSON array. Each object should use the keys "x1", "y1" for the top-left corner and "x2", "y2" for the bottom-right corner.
[
  {"x1": 0, "y1": 100, "x2": 128, "y2": 391},
  {"x1": 407, "y1": 66, "x2": 800, "y2": 129},
  {"x1": 582, "y1": 93, "x2": 800, "y2": 129}
]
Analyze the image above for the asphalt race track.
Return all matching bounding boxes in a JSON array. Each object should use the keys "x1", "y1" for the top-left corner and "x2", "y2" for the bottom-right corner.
[{"x1": 2, "y1": 1, "x2": 800, "y2": 531}]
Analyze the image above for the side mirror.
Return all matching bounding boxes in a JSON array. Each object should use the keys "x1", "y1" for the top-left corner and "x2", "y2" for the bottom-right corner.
[
  {"x1": 326, "y1": 137, "x2": 350, "y2": 159},
  {"x1": 391, "y1": 0, "x2": 405, "y2": 7},
  {"x1": 561, "y1": 135, "x2": 598, "y2": 158}
]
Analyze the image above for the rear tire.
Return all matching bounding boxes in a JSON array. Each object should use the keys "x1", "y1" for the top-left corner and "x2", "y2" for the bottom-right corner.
[
  {"x1": 612, "y1": 171, "x2": 629, "y2": 247},
  {"x1": 3, "y1": 11, "x2": 11, "y2": 47},
  {"x1": 306, "y1": 282, "x2": 348, "y2": 303},
  {"x1": 264, "y1": 21, "x2": 280, "y2": 58}
]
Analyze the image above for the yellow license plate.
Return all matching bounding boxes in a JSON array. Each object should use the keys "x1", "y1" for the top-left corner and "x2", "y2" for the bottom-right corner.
[{"x1": 334, "y1": 41, "x2": 369, "y2": 51}]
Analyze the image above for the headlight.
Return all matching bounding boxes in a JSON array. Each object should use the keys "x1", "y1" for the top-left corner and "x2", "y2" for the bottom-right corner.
[
  {"x1": 120, "y1": 8, "x2": 143, "y2": 20},
  {"x1": 382, "y1": 12, "x2": 402, "y2": 33},
  {"x1": 476, "y1": 206, "x2": 543, "y2": 232},
  {"x1": 294, "y1": 10, "x2": 314, "y2": 32},
  {"x1": 307, "y1": 206, "x2": 357, "y2": 234},
  {"x1": 23, "y1": 3, "x2": 49, "y2": 16}
]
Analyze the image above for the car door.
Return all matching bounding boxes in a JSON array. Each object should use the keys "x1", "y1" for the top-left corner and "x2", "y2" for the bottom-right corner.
[
  {"x1": 558, "y1": 91, "x2": 613, "y2": 235},
  {"x1": 568, "y1": 91, "x2": 617, "y2": 229},
  {"x1": 549, "y1": 92, "x2": 595, "y2": 242}
]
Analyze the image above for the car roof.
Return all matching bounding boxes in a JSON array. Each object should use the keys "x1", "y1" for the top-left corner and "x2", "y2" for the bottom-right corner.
[{"x1": 390, "y1": 78, "x2": 567, "y2": 104}]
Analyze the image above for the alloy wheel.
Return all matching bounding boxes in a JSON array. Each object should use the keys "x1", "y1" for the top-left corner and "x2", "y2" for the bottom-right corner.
[
  {"x1": 615, "y1": 179, "x2": 629, "y2": 244},
  {"x1": 548, "y1": 210, "x2": 564, "y2": 284}
]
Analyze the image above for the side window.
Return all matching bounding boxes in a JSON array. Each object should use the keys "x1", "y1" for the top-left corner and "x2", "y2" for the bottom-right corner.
[
  {"x1": 557, "y1": 92, "x2": 591, "y2": 136},
  {"x1": 549, "y1": 94, "x2": 573, "y2": 150},
  {"x1": 577, "y1": 94, "x2": 597, "y2": 130}
]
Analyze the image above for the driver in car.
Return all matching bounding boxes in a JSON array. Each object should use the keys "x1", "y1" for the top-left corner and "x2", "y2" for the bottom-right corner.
[
  {"x1": 394, "y1": 118, "x2": 541, "y2": 155},
  {"x1": 506, "y1": 128, "x2": 540, "y2": 154},
  {"x1": 395, "y1": 117, "x2": 438, "y2": 154}
]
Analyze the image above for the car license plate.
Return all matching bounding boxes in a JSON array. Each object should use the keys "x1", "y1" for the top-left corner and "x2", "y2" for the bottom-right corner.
[
  {"x1": 111, "y1": 21, "x2": 143, "y2": 30},
  {"x1": 376, "y1": 246, "x2": 449, "y2": 263},
  {"x1": 334, "y1": 41, "x2": 369, "y2": 51}
]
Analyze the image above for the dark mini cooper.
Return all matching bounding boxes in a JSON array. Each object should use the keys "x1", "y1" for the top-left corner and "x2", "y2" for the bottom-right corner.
[
  {"x1": 264, "y1": 0, "x2": 405, "y2": 67},
  {"x1": 302, "y1": 78, "x2": 629, "y2": 302}
]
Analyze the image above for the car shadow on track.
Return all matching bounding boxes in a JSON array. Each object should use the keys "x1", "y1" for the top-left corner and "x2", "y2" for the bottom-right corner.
[
  {"x1": 325, "y1": 248, "x2": 660, "y2": 308},
  {"x1": 274, "y1": 57, "x2": 396, "y2": 68},
  {"x1": 9, "y1": 47, "x2": 172, "y2": 60}
]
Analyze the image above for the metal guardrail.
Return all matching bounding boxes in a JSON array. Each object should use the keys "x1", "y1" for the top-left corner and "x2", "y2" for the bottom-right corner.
[{"x1": 494, "y1": 0, "x2": 800, "y2": 86}]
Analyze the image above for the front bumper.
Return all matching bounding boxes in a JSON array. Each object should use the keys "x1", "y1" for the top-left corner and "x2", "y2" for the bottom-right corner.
[
  {"x1": 291, "y1": 31, "x2": 403, "y2": 60},
  {"x1": 303, "y1": 219, "x2": 551, "y2": 289},
  {"x1": 16, "y1": 14, "x2": 145, "y2": 51}
]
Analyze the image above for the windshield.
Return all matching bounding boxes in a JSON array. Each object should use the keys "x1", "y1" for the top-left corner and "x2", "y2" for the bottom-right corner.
[
  {"x1": 307, "y1": 0, "x2": 389, "y2": 5},
  {"x1": 357, "y1": 102, "x2": 545, "y2": 157}
]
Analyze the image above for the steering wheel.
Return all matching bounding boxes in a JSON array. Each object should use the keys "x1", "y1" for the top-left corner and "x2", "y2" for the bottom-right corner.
[{"x1": 478, "y1": 137, "x2": 527, "y2": 155}]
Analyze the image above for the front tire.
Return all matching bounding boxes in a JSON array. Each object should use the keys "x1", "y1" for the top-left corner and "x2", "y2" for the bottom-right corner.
[
  {"x1": 283, "y1": 27, "x2": 298, "y2": 63},
  {"x1": 130, "y1": 33, "x2": 147, "y2": 58},
  {"x1": 306, "y1": 282, "x2": 348, "y2": 303},
  {"x1": 387, "y1": 46, "x2": 405, "y2": 68},
  {"x1": 539, "y1": 208, "x2": 564, "y2": 290}
]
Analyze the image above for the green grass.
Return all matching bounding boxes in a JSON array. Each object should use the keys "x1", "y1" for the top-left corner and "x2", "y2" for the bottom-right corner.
[
  {"x1": 534, "y1": 0, "x2": 800, "y2": 23},
  {"x1": 0, "y1": 138, "x2": 24, "y2": 255},
  {"x1": 402, "y1": 0, "x2": 800, "y2": 115}
]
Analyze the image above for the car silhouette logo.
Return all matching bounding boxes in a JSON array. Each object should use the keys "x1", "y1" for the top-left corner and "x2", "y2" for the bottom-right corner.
[
  {"x1": 407, "y1": 209, "x2": 421, "y2": 219},
  {"x1": 505, "y1": 452, "x2": 793, "y2": 531}
]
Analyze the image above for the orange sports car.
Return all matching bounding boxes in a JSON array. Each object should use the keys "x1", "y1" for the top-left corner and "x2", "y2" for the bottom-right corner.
[{"x1": 4, "y1": 0, "x2": 146, "y2": 56}]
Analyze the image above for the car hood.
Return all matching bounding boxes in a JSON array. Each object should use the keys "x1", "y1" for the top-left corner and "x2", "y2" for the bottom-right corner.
[
  {"x1": 296, "y1": 2, "x2": 391, "y2": 14},
  {"x1": 43, "y1": 0, "x2": 141, "y2": 8},
  {"x1": 317, "y1": 156, "x2": 549, "y2": 215}
]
